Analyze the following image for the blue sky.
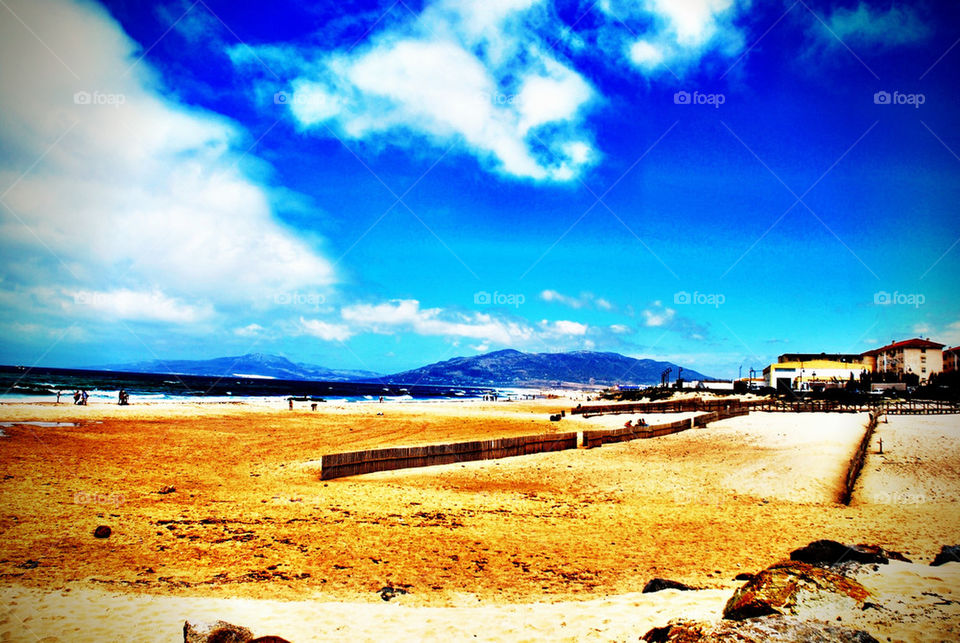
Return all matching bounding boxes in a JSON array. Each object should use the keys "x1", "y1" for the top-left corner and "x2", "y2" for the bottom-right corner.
[{"x1": 0, "y1": 0, "x2": 958, "y2": 378}]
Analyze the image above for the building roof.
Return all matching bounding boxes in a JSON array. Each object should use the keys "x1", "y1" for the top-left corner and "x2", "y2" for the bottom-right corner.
[
  {"x1": 863, "y1": 338, "x2": 945, "y2": 356},
  {"x1": 768, "y1": 360, "x2": 870, "y2": 371},
  {"x1": 945, "y1": 346, "x2": 960, "y2": 353},
  {"x1": 778, "y1": 352, "x2": 863, "y2": 364}
]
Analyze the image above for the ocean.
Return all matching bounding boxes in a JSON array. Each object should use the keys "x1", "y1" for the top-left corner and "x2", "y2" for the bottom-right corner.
[{"x1": 0, "y1": 365, "x2": 496, "y2": 404}]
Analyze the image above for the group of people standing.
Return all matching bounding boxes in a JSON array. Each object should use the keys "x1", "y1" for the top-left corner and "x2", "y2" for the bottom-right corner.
[{"x1": 55, "y1": 389, "x2": 130, "y2": 405}]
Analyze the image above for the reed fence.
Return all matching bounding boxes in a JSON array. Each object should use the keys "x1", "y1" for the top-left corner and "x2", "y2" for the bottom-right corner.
[
  {"x1": 320, "y1": 431, "x2": 578, "y2": 480},
  {"x1": 571, "y1": 397, "x2": 753, "y2": 418},
  {"x1": 839, "y1": 412, "x2": 879, "y2": 505}
]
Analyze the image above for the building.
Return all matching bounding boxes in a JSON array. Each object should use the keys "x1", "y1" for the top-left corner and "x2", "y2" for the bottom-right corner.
[
  {"x1": 763, "y1": 359, "x2": 869, "y2": 391},
  {"x1": 777, "y1": 353, "x2": 864, "y2": 364},
  {"x1": 943, "y1": 346, "x2": 960, "y2": 375},
  {"x1": 862, "y1": 338, "x2": 944, "y2": 382}
]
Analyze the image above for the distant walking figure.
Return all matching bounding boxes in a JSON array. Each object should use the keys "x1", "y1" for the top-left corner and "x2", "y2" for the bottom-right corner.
[
  {"x1": 80, "y1": 390, "x2": 89, "y2": 406},
  {"x1": 118, "y1": 389, "x2": 129, "y2": 406},
  {"x1": 73, "y1": 390, "x2": 81, "y2": 405},
  {"x1": 56, "y1": 390, "x2": 61, "y2": 404}
]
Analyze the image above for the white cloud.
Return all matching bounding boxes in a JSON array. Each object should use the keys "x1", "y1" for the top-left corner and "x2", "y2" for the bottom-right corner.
[
  {"x1": 234, "y1": 323, "x2": 265, "y2": 337},
  {"x1": 629, "y1": 40, "x2": 665, "y2": 68},
  {"x1": 912, "y1": 320, "x2": 960, "y2": 347},
  {"x1": 541, "y1": 319, "x2": 588, "y2": 336},
  {"x1": 340, "y1": 299, "x2": 534, "y2": 344},
  {"x1": 602, "y1": 0, "x2": 746, "y2": 75},
  {"x1": 250, "y1": 0, "x2": 597, "y2": 181},
  {"x1": 540, "y1": 289, "x2": 614, "y2": 310},
  {"x1": 300, "y1": 298, "x2": 594, "y2": 347},
  {"x1": 609, "y1": 324, "x2": 632, "y2": 334},
  {"x1": 67, "y1": 289, "x2": 212, "y2": 323},
  {"x1": 300, "y1": 318, "x2": 354, "y2": 342},
  {"x1": 642, "y1": 304, "x2": 676, "y2": 327},
  {"x1": 0, "y1": 0, "x2": 334, "y2": 325}
]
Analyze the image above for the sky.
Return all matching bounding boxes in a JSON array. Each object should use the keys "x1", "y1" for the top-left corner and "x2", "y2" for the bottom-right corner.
[{"x1": 0, "y1": 0, "x2": 958, "y2": 379}]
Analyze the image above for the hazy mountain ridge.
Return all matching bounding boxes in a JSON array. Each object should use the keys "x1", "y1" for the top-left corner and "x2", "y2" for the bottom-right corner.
[
  {"x1": 100, "y1": 349, "x2": 712, "y2": 387},
  {"x1": 99, "y1": 353, "x2": 382, "y2": 382},
  {"x1": 385, "y1": 349, "x2": 712, "y2": 386}
]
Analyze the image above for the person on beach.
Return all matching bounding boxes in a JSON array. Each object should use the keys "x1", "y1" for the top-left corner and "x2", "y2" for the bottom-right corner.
[
  {"x1": 118, "y1": 389, "x2": 129, "y2": 406},
  {"x1": 81, "y1": 390, "x2": 89, "y2": 405},
  {"x1": 73, "y1": 390, "x2": 81, "y2": 405},
  {"x1": 56, "y1": 390, "x2": 61, "y2": 404}
]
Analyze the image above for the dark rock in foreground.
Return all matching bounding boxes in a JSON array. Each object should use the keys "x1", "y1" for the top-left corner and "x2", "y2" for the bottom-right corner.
[
  {"x1": 930, "y1": 545, "x2": 960, "y2": 566},
  {"x1": 93, "y1": 525, "x2": 111, "y2": 539},
  {"x1": 723, "y1": 561, "x2": 870, "y2": 620},
  {"x1": 642, "y1": 615, "x2": 879, "y2": 642},
  {"x1": 789, "y1": 539, "x2": 910, "y2": 567},
  {"x1": 184, "y1": 620, "x2": 254, "y2": 643},
  {"x1": 642, "y1": 578, "x2": 696, "y2": 593},
  {"x1": 379, "y1": 585, "x2": 409, "y2": 601}
]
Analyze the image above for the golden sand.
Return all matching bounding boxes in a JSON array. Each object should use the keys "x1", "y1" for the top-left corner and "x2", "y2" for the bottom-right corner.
[{"x1": 0, "y1": 400, "x2": 958, "y2": 641}]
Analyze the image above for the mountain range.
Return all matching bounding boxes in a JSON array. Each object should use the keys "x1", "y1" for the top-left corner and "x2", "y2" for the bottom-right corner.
[
  {"x1": 99, "y1": 353, "x2": 381, "y2": 382},
  {"x1": 100, "y1": 349, "x2": 713, "y2": 387}
]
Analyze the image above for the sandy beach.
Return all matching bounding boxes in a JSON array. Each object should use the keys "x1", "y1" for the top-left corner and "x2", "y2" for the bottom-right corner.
[{"x1": 1, "y1": 399, "x2": 958, "y2": 641}]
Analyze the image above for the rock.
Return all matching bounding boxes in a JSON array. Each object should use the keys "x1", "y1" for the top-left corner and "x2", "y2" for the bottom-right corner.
[
  {"x1": 379, "y1": 585, "x2": 409, "y2": 601},
  {"x1": 642, "y1": 578, "x2": 696, "y2": 593},
  {"x1": 183, "y1": 620, "x2": 254, "y2": 643},
  {"x1": 723, "y1": 561, "x2": 870, "y2": 620},
  {"x1": 930, "y1": 545, "x2": 960, "y2": 566},
  {"x1": 789, "y1": 540, "x2": 910, "y2": 567},
  {"x1": 17, "y1": 559, "x2": 39, "y2": 569},
  {"x1": 642, "y1": 615, "x2": 879, "y2": 642},
  {"x1": 250, "y1": 638, "x2": 291, "y2": 643},
  {"x1": 93, "y1": 525, "x2": 111, "y2": 539},
  {"x1": 734, "y1": 573, "x2": 755, "y2": 581},
  {"x1": 157, "y1": 486, "x2": 176, "y2": 494}
]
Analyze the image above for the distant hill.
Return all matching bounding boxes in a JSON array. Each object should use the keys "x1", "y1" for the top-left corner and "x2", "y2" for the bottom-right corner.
[
  {"x1": 385, "y1": 349, "x2": 712, "y2": 387},
  {"x1": 99, "y1": 353, "x2": 382, "y2": 382}
]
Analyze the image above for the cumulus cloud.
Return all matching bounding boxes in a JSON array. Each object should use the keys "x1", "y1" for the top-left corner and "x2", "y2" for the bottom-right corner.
[
  {"x1": 300, "y1": 318, "x2": 354, "y2": 342},
  {"x1": 600, "y1": 0, "x2": 748, "y2": 75},
  {"x1": 299, "y1": 298, "x2": 595, "y2": 346},
  {"x1": 67, "y1": 289, "x2": 213, "y2": 324},
  {"x1": 642, "y1": 302, "x2": 676, "y2": 327},
  {"x1": 340, "y1": 299, "x2": 534, "y2": 344},
  {"x1": 540, "y1": 289, "x2": 614, "y2": 310},
  {"x1": 540, "y1": 319, "x2": 588, "y2": 335},
  {"x1": 0, "y1": 0, "x2": 334, "y2": 328},
  {"x1": 238, "y1": 0, "x2": 597, "y2": 181}
]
